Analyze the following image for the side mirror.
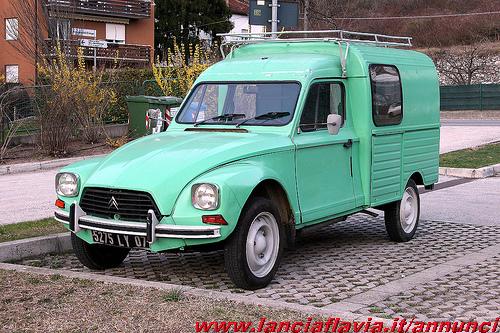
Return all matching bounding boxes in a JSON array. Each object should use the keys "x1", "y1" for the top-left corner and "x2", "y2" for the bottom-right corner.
[
  {"x1": 327, "y1": 114, "x2": 342, "y2": 135},
  {"x1": 387, "y1": 104, "x2": 402, "y2": 118}
]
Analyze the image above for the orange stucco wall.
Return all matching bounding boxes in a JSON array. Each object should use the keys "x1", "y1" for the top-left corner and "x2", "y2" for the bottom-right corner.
[
  {"x1": 70, "y1": 11, "x2": 155, "y2": 47},
  {"x1": 0, "y1": 1, "x2": 155, "y2": 84},
  {"x1": 0, "y1": 0, "x2": 38, "y2": 84}
]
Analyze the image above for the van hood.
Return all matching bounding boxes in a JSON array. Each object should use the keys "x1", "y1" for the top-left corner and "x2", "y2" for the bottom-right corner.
[{"x1": 83, "y1": 130, "x2": 292, "y2": 215}]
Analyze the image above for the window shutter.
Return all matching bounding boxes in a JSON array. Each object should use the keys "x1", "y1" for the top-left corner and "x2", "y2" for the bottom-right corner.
[
  {"x1": 106, "y1": 23, "x2": 116, "y2": 41},
  {"x1": 5, "y1": 18, "x2": 19, "y2": 40},
  {"x1": 116, "y1": 24, "x2": 125, "y2": 43},
  {"x1": 106, "y1": 23, "x2": 125, "y2": 43},
  {"x1": 5, "y1": 65, "x2": 19, "y2": 83}
]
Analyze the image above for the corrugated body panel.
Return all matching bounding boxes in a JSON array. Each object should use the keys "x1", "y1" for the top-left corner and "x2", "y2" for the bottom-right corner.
[
  {"x1": 403, "y1": 129, "x2": 440, "y2": 184},
  {"x1": 371, "y1": 134, "x2": 402, "y2": 204}
]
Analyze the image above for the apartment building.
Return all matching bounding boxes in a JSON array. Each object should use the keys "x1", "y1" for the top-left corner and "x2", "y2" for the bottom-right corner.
[
  {"x1": 0, "y1": 0, "x2": 154, "y2": 84},
  {"x1": 226, "y1": 0, "x2": 264, "y2": 35}
]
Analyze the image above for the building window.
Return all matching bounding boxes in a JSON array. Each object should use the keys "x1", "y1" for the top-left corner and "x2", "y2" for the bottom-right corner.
[
  {"x1": 370, "y1": 64, "x2": 403, "y2": 126},
  {"x1": 5, "y1": 65, "x2": 19, "y2": 83},
  {"x1": 106, "y1": 24, "x2": 125, "y2": 44},
  {"x1": 49, "y1": 19, "x2": 71, "y2": 40},
  {"x1": 5, "y1": 18, "x2": 19, "y2": 41},
  {"x1": 300, "y1": 82, "x2": 345, "y2": 132}
]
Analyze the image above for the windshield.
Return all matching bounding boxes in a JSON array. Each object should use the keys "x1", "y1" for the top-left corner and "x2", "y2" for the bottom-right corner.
[{"x1": 176, "y1": 82, "x2": 301, "y2": 126}]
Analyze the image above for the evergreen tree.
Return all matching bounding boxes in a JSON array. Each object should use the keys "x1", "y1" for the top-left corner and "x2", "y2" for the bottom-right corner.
[{"x1": 155, "y1": 0, "x2": 233, "y2": 59}]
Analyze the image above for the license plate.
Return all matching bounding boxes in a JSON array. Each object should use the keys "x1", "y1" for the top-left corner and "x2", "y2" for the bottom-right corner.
[{"x1": 91, "y1": 230, "x2": 148, "y2": 248}]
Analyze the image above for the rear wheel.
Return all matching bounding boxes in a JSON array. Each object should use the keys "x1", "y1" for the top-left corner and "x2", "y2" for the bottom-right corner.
[
  {"x1": 224, "y1": 197, "x2": 284, "y2": 290},
  {"x1": 71, "y1": 233, "x2": 130, "y2": 270},
  {"x1": 384, "y1": 179, "x2": 420, "y2": 242}
]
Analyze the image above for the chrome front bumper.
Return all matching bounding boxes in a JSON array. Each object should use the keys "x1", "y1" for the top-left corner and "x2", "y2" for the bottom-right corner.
[{"x1": 54, "y1": 203, "x2": 221, "y2": 243}]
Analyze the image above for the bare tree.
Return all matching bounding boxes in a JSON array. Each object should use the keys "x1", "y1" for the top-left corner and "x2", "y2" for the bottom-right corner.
[
  {"x1": 302, "y1": 0, "x2": 500, "y2": 47},
  {"x1": 0, "y1": 85, "x2": 36, "y2": 161},
  {"x1": 432, "y1": 44, "x2": 493, "y2": 85}
]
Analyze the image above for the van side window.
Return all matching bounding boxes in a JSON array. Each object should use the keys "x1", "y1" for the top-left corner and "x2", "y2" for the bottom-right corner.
[
  {"x1": 370, "y1": 65, "x2": 403, "y2": 126},
  {"x1": 300, "y1": 83, "x2": 344, "y2": 132}
]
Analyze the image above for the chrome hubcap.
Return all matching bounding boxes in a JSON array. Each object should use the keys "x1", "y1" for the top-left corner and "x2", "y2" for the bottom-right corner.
[
  {"x1": 246, "y1": 212, "x2": 279, "y2": 278},
  {"x1": 400, "y1": 187, "x2": 418, "y2": 233}
]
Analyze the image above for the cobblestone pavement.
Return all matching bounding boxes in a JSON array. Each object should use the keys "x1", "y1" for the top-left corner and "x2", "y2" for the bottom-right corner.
[
  {"x1": 19, "y1": 215, "x2": 500, "y2": 320},
  {"x1": 355, "y1": 255, "x2": 500, "y2": 321}
]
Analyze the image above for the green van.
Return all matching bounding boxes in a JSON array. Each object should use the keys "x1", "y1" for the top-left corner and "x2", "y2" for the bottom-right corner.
[{"x1": 54, "y1": 31, "x2": 440, "y2": 290}]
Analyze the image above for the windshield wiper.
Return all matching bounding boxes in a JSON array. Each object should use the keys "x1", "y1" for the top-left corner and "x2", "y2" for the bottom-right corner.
[
  {"x1": 236, "y1": 112, "x2": 290, "y2": 128},
  {"x1": 194, "y1": 113, "x2": 246, "y2": 127}
]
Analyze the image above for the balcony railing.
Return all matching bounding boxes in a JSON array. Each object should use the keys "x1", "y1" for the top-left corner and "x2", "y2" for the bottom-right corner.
[
  {"x1": 44, "y1": 39, "x2": 151, "y2": 66},
  {"x1": 44, "y1": 0, "x2": 151, "y2": 19}
]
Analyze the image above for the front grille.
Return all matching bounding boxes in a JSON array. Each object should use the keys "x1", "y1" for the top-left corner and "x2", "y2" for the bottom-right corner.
[{"x1": 80, "y1": 187, "x2": 161, "y2": 222}]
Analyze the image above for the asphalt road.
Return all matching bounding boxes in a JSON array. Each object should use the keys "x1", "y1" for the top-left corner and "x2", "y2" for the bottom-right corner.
[
  {"x1": 420, "y1": 176, "x2": 500, "y2": 226},
  {"x1": 0, "y1": 169, "x2": 57, "y2": 225},
  {"x1": 441, "y1": 119, "x2": 500, "y2": 126},
  {"x1": 440, "y1": 125, "x2": 500, "y2": 153}
]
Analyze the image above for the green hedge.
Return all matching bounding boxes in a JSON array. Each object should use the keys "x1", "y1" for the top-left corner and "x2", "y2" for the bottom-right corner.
[{"x1": 102, "y1": 68, "x2": 163, "y2": 124}]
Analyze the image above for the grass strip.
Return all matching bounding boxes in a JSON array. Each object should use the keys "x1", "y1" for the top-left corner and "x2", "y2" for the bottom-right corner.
[
  {"x1": 0, "y1": 218, "x2": 66, "y2": 243},
  {"x1": 440, "y1": 142, "x2": 500, "y2": 169}
]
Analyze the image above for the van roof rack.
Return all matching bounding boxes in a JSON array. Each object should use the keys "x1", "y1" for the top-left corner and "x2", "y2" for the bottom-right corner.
[{"x1": 217, "y1": 30, "x2": 413, "y2": 58}]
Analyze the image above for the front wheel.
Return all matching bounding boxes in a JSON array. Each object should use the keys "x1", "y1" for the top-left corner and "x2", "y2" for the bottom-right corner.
[
  {"x1": 384, "y1": 179, "x2": 420, "y2": 242},
  {"x1": 71, "y1": 233, "x2": 130, "y2": 270},
  {"x1": 224, "y1": 197, "x2": 284, "y2": 290}
]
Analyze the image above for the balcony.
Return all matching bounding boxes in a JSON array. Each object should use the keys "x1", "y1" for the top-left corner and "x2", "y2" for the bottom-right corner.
[
  {"x1": 44, "y1": 39, "x2": 151, "y2": 66},
  {"x1": 44, "y1": 0, "x2": 151, "y2": 20}
]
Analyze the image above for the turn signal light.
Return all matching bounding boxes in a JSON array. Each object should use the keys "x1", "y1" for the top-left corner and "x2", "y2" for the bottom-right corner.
[
  {"x1": 55, "y1": 199, "x2": 65, "y2": 209},
  {"x1": 202, "y1": 215, "x2": 227, "y2": 225}
]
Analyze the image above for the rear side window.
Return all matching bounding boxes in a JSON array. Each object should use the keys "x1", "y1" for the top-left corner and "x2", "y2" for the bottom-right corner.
[{"x1": 370, "y1": 65, "x2": 403, "y2": 126}]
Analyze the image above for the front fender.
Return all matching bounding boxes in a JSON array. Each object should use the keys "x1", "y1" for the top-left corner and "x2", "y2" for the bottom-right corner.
[{"x1": 171, "y1": 153, "x2": 299, "y2": 247}]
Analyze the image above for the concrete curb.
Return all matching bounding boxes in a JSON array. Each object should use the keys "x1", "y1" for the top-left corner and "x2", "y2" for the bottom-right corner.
[
  {"x1": 0, "y1": 233, "x2": 71, "y2": 262},
  {"x1": 0, "y1": 234, "x2": 382, "y2": 321},
  {"x1": 439, "y1": 163, "x2": 500, "y2": 179},
  {"x1": 0, "y1": 154, "x2": 106, "y2": 176},
  {"x1": 0, "y1": 262, "x2": 392, "y2": 323}
]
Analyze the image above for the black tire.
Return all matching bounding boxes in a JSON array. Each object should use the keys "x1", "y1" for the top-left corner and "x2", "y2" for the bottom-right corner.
[
  {"x1": 224, "y1": 197, "x2": 284, "y2": 290},
  {"x1": 71, "y1": 233, "x2": 130, "y2": 270},
  {"x1": 384, "y1": 179, "x2": 420, "y2": 242}
]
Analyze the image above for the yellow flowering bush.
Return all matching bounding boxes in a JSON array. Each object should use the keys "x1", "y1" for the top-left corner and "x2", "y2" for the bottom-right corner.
[
  {"x1": 152, "y1": 42, "x2": 216, "y2": 98},
  {"x1": 37, "y1": 45, "x2": 117, "y2": 154}
]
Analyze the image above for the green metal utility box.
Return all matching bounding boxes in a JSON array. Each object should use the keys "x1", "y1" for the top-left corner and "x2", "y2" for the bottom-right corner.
[{"x1": 126, "y1": 96, "x2": 183, "y2": 138}]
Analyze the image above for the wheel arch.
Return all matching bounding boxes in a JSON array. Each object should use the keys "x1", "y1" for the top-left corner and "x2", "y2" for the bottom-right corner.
[
  {"x1": 243, "y1": 179, "x2": 296, "y2": 248},
  {"x1": 247, "y1": 179, "x2": 294, "y2": 223},
  {"x1": 408, "y1": 171, "x2": 424, "y2": 186}
]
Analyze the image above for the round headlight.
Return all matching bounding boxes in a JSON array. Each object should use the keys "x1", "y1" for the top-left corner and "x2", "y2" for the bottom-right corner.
[
  {"x1": 192, "y1": 183, "x2": 219, "y2": 210},
  {"x1": 56, "y1": 173, "x2": 79, "y2": 197}
]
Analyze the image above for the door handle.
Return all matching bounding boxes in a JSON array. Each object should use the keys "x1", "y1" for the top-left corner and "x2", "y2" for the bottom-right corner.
[{"x1": 343, "y1": 139, "x2": 353, "y2": 149}]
